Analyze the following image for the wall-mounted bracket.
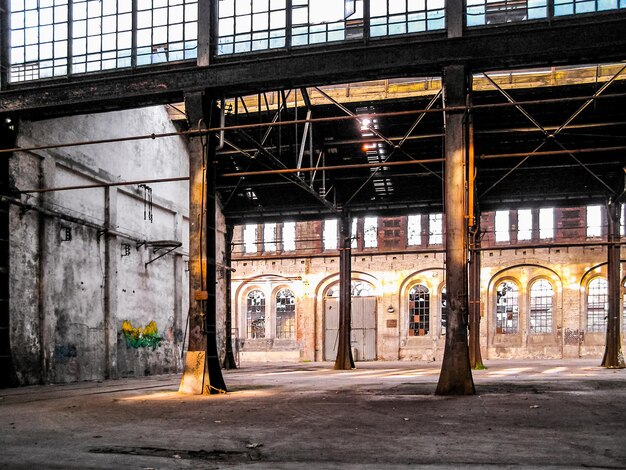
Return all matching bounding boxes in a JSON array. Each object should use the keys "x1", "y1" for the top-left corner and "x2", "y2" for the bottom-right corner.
[{"x1": 144, "y1": 239, "x2": 182, "y2": 267}]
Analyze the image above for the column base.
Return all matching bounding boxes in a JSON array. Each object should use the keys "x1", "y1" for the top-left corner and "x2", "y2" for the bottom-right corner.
[{"x1": 179, "y1": 351, "x2": 227, "y2": 395}]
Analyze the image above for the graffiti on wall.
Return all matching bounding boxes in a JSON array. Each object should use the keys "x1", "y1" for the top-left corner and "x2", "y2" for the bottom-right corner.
[{"x1": 121, "y1": 320, "x2": 163, "y2": 350}]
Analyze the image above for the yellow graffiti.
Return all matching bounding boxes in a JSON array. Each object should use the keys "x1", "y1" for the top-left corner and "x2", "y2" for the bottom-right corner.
[{"x1": 121, "y1": 320, "x2": 163, "y2": 350}]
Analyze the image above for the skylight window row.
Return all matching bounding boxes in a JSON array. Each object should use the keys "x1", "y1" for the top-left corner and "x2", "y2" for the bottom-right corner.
[{"x1": 9, "y1": 0, "x2": 198, "y2": 82}]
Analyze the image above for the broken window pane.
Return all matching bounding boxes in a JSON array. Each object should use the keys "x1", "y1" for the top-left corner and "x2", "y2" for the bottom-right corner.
[
  {"x1": 407, "y1": 214, "x2": 421, "y2": 246},
  {"x1": 428, "y1": 213, "x2": 443, "y2": 245},
  {"x1": 275, "y1": 288, "x2": 296, "y2": 339},
  {"x1": 363, "y1": 216, "x2": 378, "y2": 248},
  {"x1": 496, "y1": 281, "x2": 519, "y2": 334},
  {"x1": 246, "y1": 290, "x2": 266, "y2": 338},
  {"x1": 409, "y1": 284, "x2": 430, "y2": 336}
]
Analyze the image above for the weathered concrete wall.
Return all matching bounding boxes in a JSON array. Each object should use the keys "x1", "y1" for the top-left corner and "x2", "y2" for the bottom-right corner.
[
  {"x1": 9, "y1": 106, "x2": 198, "y2": 384},
  {"x1": 231, "y1": 218, "x2": 623, "y2": 363}
]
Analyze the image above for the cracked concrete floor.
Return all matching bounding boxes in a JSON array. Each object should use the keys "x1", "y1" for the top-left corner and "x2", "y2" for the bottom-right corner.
[{"x1": 1, "y1": 359, "x2": 625, "y2": 469}]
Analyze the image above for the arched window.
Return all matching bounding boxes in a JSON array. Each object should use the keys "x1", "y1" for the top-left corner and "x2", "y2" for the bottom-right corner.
[
  {"x1": 440, "y1": 286, "x2": 447, "y2": 335},
  {"x1": 529, "y1": 279, "x2": 553, "y2": 334},
  {"x1": 409, "y1": 284, "x2": 430, "y2": 336},
  {"x1": 246, "y1": 290, "x2": 265, "y2": 339},
  {"x1": 496, "y1": 281, "x2": 519, "y2": 334},
  {"x1": 352, "y1": 281, "x2": 372, "y2": 297},
  {"x1": 326, "y1": 281, "x2": 373, "y2": 298},
  {"x1": 276, "y1": 288, "x2": 296, "y2": 339},
  {"x1": 587, "y1": 278, "x2": 608, "y2": 333}
]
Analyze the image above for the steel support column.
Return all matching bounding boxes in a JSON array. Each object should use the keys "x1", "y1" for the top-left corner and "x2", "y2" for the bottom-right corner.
[
  {"x1": 223, "y1": 224, "x2": 237, "y2": 370},
  {"x1": 179, "y1": 92, "x2": 227, "y2": 394},
  {"x1": 0, "y1": 0, "x2": 8, "y2": 89},
  {"x1": 197, "y1": 0, "x2": 216, "y2": 66},
  {"x1": 468, "y1": 223, "x2": 484, "y2": 370},
  {"x1": 601, "y1": 200, "x2": 625, "y2": 368},
  {"x1": 334, "y1": 213, "x2": 355, "y2": 370},
  {"x1": 0, "y1": 116, "x2": 16, "y2": 387},
  {"x1": 436, "y1": 65, "x2": 475, "y2": 395}
]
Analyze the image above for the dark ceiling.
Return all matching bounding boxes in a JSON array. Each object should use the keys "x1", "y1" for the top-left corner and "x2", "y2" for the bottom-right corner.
[{"x1": 215, "y1": 73, "x2": 626, "y2": 224}]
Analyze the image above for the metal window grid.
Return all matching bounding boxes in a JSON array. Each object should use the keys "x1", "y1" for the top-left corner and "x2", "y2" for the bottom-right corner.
[
  {"x1": 10, "y1": 0, "x2": 69, "y2": 82},
  {"x1": 9, "y1": 0, "x2": 197, "y2": 83},
  {"x1": 496, "y1": 281, "x2": 519, "y2": 334},
  {"x1": 217, "y1": 0, "x2": 287, "y2": 55},
  {"x1": 409, "y1": 284, "x2": 430, "y2": 336},
  {"x1": 275, "y1": 288, "x2": 296, "y2": 339},
  {"x1": 587, "y1": 278, "x2": 607, "y2": 333},
  {"x1": 529, "y1": 279, "x2": 553, "y2": 334},
  {"x1": 291, "y1": 0, "x2": 364, "y2": 47},
  {"x1": 370, "y1": 0, "x2": 445, "y2": 37},
  {"x1": 246, "y1": 290, "x2": 266, "y2": 339}
]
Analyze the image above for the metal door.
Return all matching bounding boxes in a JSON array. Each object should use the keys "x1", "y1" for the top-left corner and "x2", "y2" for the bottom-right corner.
[{"x1": 324, "y1": 296, "x2": 377, "y2": 361}]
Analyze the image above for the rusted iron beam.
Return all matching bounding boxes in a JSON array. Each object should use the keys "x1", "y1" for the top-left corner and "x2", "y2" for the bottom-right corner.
[{"x1": 2, "y1": 16, "x2": 625, "y2": 116}]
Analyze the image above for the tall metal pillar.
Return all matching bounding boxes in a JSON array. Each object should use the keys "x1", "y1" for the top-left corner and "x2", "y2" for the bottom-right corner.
[
  {"x1": 179, "y1": 91, "x2": 227, "y2": 394},
  {"x1": 222, "y1": 224, "x2": 237, "y2": 369},
  {"x1": 197, "y1": 0, "x2": 217, "y2": 66},
  {"x1": 0, "y1": 0, "x2": 9, "y2": 89},
  {"x1": 0, "y1": 115, "x2": 17, "y2": 387},
  {"x1": 334, "y1": 213, "x2": 355, "y2": 370},
  {"x1": 468, "y1": 222, "x2": 484, "y2": 369},
  {"x1": 436, "y1": 65, "x2": 475, "y2": 395},
  {"x1": 601, "y1": 200, "x2": 625, "y2": 368},
  {"x1": 467, "y1": 77, "x2": 484, "y2": 370}
]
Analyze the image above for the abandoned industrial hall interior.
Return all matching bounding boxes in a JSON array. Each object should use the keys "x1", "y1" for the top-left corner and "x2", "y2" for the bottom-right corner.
[{"x1": 1, "y1": 0, "x2": 626, "y2": 422}]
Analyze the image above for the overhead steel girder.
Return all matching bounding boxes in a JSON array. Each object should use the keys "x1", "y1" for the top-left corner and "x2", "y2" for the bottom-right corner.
[
  {"x1": 1, "y1": 15, "x2": 626, "y2": 118},
  {"x1": 478, "y1": 66, "x2": 625, "y2": 198}
]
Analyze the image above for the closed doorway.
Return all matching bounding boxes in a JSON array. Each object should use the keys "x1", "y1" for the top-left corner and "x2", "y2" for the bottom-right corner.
[{"x1": 324, "y1": 296, "x2": 377, "y2": 361}]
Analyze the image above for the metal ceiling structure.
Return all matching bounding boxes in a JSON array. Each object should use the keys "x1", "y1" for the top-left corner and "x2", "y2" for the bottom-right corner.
[{"x1": 211, "y1": 65, "x2": 626, "y2": 225}]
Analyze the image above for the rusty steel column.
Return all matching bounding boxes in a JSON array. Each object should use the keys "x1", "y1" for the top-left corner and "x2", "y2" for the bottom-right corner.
[
  {"x1": 179, "y1": 92, "x2": 227, "y2": 394},
  {"x1": 223, "y1": 224, "x2": 237, "y2": 369},
  {"x1": 469, "y1": 223, "x2": 484, "y2": 369},
  {"x1": 601, "y1": 200, "x2": 625, "y2": 368},
  {"x1": 467, "y1": 82, "x2": 484, "y2": 370},
  {"x1": 334, "y1": 213, "x2": 355, "y2": 370},
  {"x1": 436, "y1": 65, "x2": 476, "y2": 395}
]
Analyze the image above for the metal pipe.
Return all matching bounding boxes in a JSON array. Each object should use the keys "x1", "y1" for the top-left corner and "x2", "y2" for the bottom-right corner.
[
  {"x1": 1, "y1": 93, "x2": 625, "y2": 155},
  {"x1": 216, "y1": 121, "x2": 626, "y2": 156},
  {"x1": 19, "y1": 176, "x2": 189, "y2": 194},
  {"x1": 221, "y1": 158, "x2": 444, "y2": 178},
  {"x1": 480, "y1": 145, "x2": 626, "y2": 160},
  {"x1": 470, "y1": 239, "x2": 626, "y2": 251}
]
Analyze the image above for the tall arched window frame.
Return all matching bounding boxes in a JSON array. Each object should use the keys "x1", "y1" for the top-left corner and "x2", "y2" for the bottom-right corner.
[
  {"x1": 409, "y1": 284, "x2": 430, "y2": 336},
  {"x1": 325, "y1": 281, "x2": 373, "y2": 298},
  {"x1": 529, "y1": 279, "x2": 553, "y2": 334},
  {"x1": 496, "y1": 281, "x2": 519, "y2": 334},
  {"x1": 587, "y1": 277, "x2": 608, "y2": 333},
  {"x1": 246, "y1": 290, "x2": 266, "y2": 339},
  {"x1": 276, "y1": 288, "x2": 296, "y2": 339}
]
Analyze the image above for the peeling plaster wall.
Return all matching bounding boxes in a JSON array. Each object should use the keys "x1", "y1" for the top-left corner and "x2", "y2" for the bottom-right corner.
[{"x1": 9, "y1": 106, "x2": 195, "y2": 384}]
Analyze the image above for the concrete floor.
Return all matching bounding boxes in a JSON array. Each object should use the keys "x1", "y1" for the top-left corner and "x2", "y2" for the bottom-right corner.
[{"x1": 1, "y1": 359, "x2": 625, "y2": 469}]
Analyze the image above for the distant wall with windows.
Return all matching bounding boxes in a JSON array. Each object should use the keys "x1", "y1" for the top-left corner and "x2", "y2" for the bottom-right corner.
[{"x1": 231, "y1": 206, "x2": 625, "y2": 362}]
